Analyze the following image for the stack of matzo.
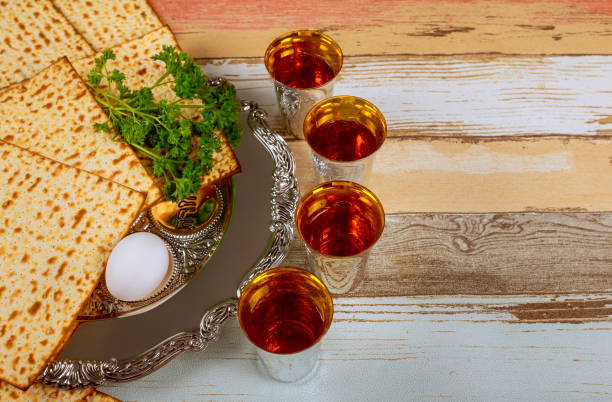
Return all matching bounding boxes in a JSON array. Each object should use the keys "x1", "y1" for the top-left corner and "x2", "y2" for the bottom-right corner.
[
  {"x1": 0, "y1": 381, "x2": 120, "y2": 401},
  {"x1": 84, "y1": 390, "x2": 121, "y2": 402},
  {"x1": 52, "y1": 0, "x2": 163, "y2": 50},
  {"x1": 0, "y1": 1, "x2": 239, "y2": 194},
  {"x1": 0, "y1": 0, "x2": 163, "y2": 90},
  {"x1": 71, "y1": 27, "x2": 180, "y2": 115},
  {"x1": 0, "y1": 0, "x2": 241, "y2": 395},
  {"x1": 0, "y1": 58, "x2": 162, "y2": 205},
  {"x1": 0, "y1": 141, "x2": 144, "y2": 388},
  {"x1": 0, "y1": 0, "x2": 94, "y2": 89},
  {"x1": 0, "y1": 381, "x2": 94, "y2": 401},
  {"x1": 72, "y1": 26, "x2": 241, "y2": 190}
]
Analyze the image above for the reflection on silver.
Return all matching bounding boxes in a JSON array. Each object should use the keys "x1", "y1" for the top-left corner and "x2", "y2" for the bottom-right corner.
[
  {"x1": 257, "y1": 342, "x2": 321, "y2": 382},
  {"x1": 40, "y1": 98, "x2": 298, "y2": 388},
  {"x1": 305, "y1": 246, "x2": 369, "y2": 295},
  {"x1": 40, "y1": 301, "x2": 237, "y2": 388},
  {"x1": 237, "y1": 101, "x2": 299, "y2": 295},
  {"x1": 147, "y1": 185, "x2": 226, "y2": 275},
  {"x1": 176, "y1": 195, "x2": 198, "y2": 229},
  {"x1": 311, "y1": 152, "x2": 376, "y2": 185},
  {"x1": 275, "y1": 80, "x2": 335, "y2": 139}
]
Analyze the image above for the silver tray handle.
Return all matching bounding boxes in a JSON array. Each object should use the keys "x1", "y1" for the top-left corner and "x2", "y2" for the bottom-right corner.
[
  {"x1": 40, "y1": 300, "x2": 237, "y2": 388},
  {"x1": 238, "y1": 100, "x2": 299, "y2": 295}
]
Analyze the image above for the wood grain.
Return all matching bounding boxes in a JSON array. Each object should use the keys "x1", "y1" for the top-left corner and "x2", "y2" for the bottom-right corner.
[
  {"x1": 289, "y1": 136, "x2": 612, "y2": 214},
  {"x1": 149, "y1": 0, "x2": 612, "y2": 57},
  {"x1": 283, "y1": 212, "x2": 612, "y2": 297},
  {"x1": 87, "y1": 3, "x2": 612, "y2": 399},
  {"x1": 100, "y1": 295, "x2": 612, "y2": 401},
  {"x1": 200, "y1": 55, "x2": 612, "y2": 138}
]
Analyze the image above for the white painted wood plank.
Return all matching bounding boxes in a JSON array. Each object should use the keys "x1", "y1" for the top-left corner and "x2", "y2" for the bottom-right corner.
[
  {"x1": 100, "y1": 296, "x2": 612, "y2": 401},
  {"x1": 200, "y1": 55, "x2": 612, "y2": 137},
  {"x1": 290, "y1": 137, "x2": 612, "y2": 213}
]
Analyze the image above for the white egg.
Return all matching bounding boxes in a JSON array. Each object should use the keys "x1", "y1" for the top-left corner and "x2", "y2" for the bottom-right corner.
[{"x1": 105, "y1": 232, "x2": 170, "y2": 302}]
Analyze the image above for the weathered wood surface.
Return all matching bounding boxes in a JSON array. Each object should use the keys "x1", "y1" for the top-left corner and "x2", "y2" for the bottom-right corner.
[
  {"x1": 285, "y1": 213, "x2": 612, "y2": 296},
  {"x1": 200, "y1": 55, "x2": 612, "y2": 138},
  {"x1": 103, "y1": 2, "x2": 612, "y2": 400},
  {"x1": 101, "y1": 296, "x2": 612, "y2": 401},
  {"x1": 199, "y1": 57, "x2": 612, "y2": 213},
  {"x1": 290, "y1": 137, "x2": 612, "y2": 214},
  {"x1": 149, "y1": 0, "x2": 612, "y2": 57}
]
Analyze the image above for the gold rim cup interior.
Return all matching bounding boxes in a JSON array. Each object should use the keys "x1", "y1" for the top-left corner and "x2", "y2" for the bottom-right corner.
[
  {"x1": 264, "y1": 30, "x2": 343, "y2": 88},
  {"x1": 237, "y1": 266, "x2": 334, "y2": 353},
  {"x1": 303, "y1": 96, "x2": 387, "y2": 156},
  {"x1": 295, "y1": 180, "x2": 386, "y2": 257}
]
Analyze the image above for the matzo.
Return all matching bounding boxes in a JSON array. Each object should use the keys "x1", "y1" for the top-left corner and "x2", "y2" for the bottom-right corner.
[
  {"x1": 0, "y1": 0, "x2": 94, "y2": 89},
  {"x1": 72, "y1": 27, "x2": 241, "y2": 193},
  {"x1": 0, "y1": 57, "x2": 161, "y2": 205},
  {"x1": 0, "y1": 140, "x2": 145, "y2": 388},
  {"x1": 85, "y1": 390, "x2": 122, "y2": 402},
  {"x1": 72, "y1": 26, "x2": 179, "y2": 104},
  {"x1": 52, "y1": 0, "x2": 162, "y2": 51},
  {"x1": 0, "y1": 381, "x2": 94, "y2": 401}
]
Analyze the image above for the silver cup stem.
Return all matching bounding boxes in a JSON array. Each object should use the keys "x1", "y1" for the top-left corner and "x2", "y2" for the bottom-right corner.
[{"x1": 275, "y1": 80, "x2": 336, "y2": 139}]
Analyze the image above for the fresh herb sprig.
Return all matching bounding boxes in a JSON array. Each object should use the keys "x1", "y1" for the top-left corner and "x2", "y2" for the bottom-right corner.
[{"x1": 89, "y1": 46, "x2": 241, "y2": 202}]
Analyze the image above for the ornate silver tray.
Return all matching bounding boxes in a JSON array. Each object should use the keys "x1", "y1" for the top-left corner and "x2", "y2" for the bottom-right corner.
[
  {"x1": 79, "y1": 181, "x2": 233, "y2": 320},
  {"x1": 39, "y1": 100, "x2": 298, "y2": 388}
]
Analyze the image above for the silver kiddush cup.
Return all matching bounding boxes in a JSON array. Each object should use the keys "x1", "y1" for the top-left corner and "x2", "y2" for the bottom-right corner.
[
  {"x1": 303, "y1": 96, "x2": 387, "y2": 185},
  {"x1": 237, "y1": 267, "x2": 334, "y2": 382},
  {"x1": 295, "y1": 181, "x2": 385, "y2": 295},
  {"x1": 265, "y1": 30, "x2": 343, "y2": 139}
]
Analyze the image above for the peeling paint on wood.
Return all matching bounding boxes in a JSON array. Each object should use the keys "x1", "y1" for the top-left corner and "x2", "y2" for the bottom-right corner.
[
  {"x1": 100, "y1": 296, "x2": 612, "y2": 401},
  {"x1": 89, "y1": 3, "x2": 612, "y2": 399},
  {"x1": 288, "y1": 137, "x2": 612, "y2": 213},
  {"x1": 199, "y1": 55, "x2": 612, "y2": 138},
  {"x1": 283, "y1": 213, "x2": 612, "y2": 296},
  {"x1": 496, "y1": 299, "x2": 612, "y2": 323},
  {"x1": 149, "y1": 0, "x2": 612, "y2": 57}
]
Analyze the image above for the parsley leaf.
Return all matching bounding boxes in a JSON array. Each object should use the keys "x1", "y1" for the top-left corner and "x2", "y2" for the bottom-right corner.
[
  {"x1": 88, "y1": 47, "x2": 242, "y2": 202},
  {"x1": 93, "y1": 121, "x2": 111, "y2": 133}
]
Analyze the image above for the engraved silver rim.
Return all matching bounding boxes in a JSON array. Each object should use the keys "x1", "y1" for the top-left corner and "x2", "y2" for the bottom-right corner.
[{"x1": 39, "y1": 97, "x2": 298, "y2": 388}]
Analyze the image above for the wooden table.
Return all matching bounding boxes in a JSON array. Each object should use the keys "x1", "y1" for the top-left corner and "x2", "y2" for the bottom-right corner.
[{"x1": 101, "y1": 1, "x2": 612, "y2": 400}]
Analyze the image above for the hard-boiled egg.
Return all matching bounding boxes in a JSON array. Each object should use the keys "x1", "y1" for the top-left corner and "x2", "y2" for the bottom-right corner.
[{"x1": 105, "y1": 232, "x2": 171, "y2": 302}]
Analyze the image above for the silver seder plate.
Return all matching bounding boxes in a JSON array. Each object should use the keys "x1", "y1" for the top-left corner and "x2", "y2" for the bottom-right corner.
[{"x1": 39, "y1": 98, "x2": 299, "y2": 388}]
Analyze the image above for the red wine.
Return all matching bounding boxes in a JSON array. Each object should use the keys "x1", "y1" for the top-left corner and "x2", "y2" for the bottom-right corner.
[
  {"x1": 307, "y1": 120, "x2": 378, "y2": 161},
  {"x1": 297, "y1": 189, "x2": 381, "y2": 256},
  {"x1": 273, "y1": 52, "x2": 334, "y2": 89},
  {"x1": 241, "y1": 289, "x2": 326, "y2": 354}
]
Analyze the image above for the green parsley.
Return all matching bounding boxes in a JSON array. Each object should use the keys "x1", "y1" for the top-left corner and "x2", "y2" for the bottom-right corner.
[{"x1": 88, "y1": 46, "x2": 241, "y2": 202}]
